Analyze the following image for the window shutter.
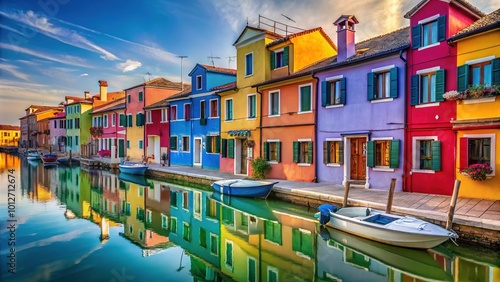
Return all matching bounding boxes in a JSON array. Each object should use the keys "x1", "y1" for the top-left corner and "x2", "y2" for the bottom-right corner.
[
  {"x1": 435, "y1": 69, "x2": 445, "y2": 102},
  {"x1": 138, "y1": 91, "x2": 143, "y2": 101},
  {"x1": 491, "y1": 58, "x2": 500, "y2": 86},
  {"x1": 221, "y1": 139, "x2": 227, "y2": 158},
  {"x1": 292, "y1": 228, "x2": 300, "y2": 251},
  {"x1": 323, "y1": 141, "x2": 329, "y2": 164},
  {"x1": 459, "y1": 137, "x2": 468, "y2": 170},
  {"x1": 321, "y1": 81, "x2": 328, "y2": 107},
  {"x1": 340, "y1": 77, "x2": 347, "y2": 104},
  {"x1": 338, "y1": 141, "x2": 344, "y2": 165},
  {"x1": 215, "y1": 136, "x2": 221, "y2": 153},
  {"x1": 307, "y1": 141, "x2": 313, "y2": 164},
  {"x1": 206, "y1": 136, "x2": 212, "y2": 153},
  {"x1": 410, "y1": 74, "x2": 419, "y2": 105},
  {"x1": 389, "y1": 67, "x2": 398, "y2": 98},
  {"x1": 277, "y1": 142, "x2": 281, "y2": 163},
  {"x1": 366, "y1": 141, "x2": 375, "y2": 167},
  {"x1": 136, "y1": 113, "x2": 140, "y2": 126},
  {"x1": 228, "y1": 139, "x2": 234, "y2": 159},
  {"x1": 270, "y1": 51, "x2": 275, "y2": 70},
  {"x1": 457, "y1": 64, "x2": 469, "y2": 92},
  {"x1": 293, "y1": 141, "x2": 299, "y2": 163},
  {"x1": 128, "y1": 115, "x2": 132, "y2": 127},
  {"x1": 389, "y1": 140, "x2": 400, "y2": 168},
  {"x1": 437, "y1": 15, "x2": 446, "y2": 42},
  {"x1": 367, "y1": 72, "x2": 376, "y2": 101},
  {"x1": 283, "y1": 46, "x2": 289, "y2": 66},
  {"x1": 300, "y1": 86, "x2": 311, "y2": 111},
  {"x1": 170, "y1": 137, "x2": 177, "y2": 150},
  {"x1": 263, "y1": 142, "x2": 269, "y2": 161},
  {"x1": 412, "y1": 25, "x2": 421, "y2": 49},
  {"x1": 431, "y1": 141, "x2": 441, "y2": 171},
  {"x1": 120, "y1": 114, "x2": 125, "y2": 127}
]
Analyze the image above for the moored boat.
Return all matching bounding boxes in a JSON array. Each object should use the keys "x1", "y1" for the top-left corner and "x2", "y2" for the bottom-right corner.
[
  {"x1": 41, "y1": 154, "x2": 58, "y2": 166},
  {"x1": 118, "y1": 161, "x2": 148, "y2": 175},
  {"x1": 316, "y1": 204, "x2": 458, "y2": 249},
  {"x1": 26, "y1": 149, "x2": 41, "y2": 160},
  {"x1": 211, "y1": 179, "x2": 278, "y2": 199}
]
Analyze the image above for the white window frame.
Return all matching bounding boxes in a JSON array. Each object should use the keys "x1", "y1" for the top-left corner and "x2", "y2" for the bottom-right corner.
[
  {"x1": 103, "y1": 114, "x2": 108, "y2": 128},
  {"x1": 273, "y1": 48, "x2": 285, "y2": 69},
  {"x1": 171, "y1": 135, "x2": 178, "y2": 152},
  {"x1": 247, "y1": 93, "x2": 257, "y2": 120},
  {"x1": 298, "y1": 83, "x2": 313, "y2": 114},
  {"x1": 269, "y1": 90, "x2": 280, "y2": 117},
  {"x1": 267, "y1": 266, "x2": 279, "y2": 282},
  {"x1": 111, "y1": 113, "x2": 115, "y2": 127},
  {"x1": 245, "y1": 52, "x2": 254, "y2": 77},
  {"x1": 196, "y1": 75, "x2": 202, "y2": 90},
  {"x1": 463, "y1": 133, "x2": 496, "y2": 177},
  {"x1": 138, "y1": 139, "x2": 143, "y2": 149},
  {"x1": 325, "y1": 137, "x2": 343, "y2": 167},
  {"x1": 371, "y1": 137, "x2": 395, "y2": 172},
  {"x1": 146, "y1": 111, "x2": 152, "y2": 124},
  {"x1": 417, "y1": 14, "x2": 441, "y2": 51},
  {"x1": 171, "y1": 105, "x2": 178, "y2": 121},
  {"x1": 161, "y1": 213, "x2": 169, "y2": 229},
  {"x1": 200, "y1": 100, "x2": 206, "y2": 119},
  {"x1": 210, "y1": 233, "x2": 219, "y2": 256},
  {"x1": 193, "y1": 191, "x2": 202, "y2": 220},
  {"x1": 225, "y1": 98, "x2": 233, "y2": 122},
  {"x1": 247, "y1": 256, "x2": 257, "y2": 282},
  {"x1": 182, "y1": 135, "x2": 190, "y2": 152},
  {"x1": 266, "y1": 139, "x2": 280, "y2": 164},
  {"x1": 209, "y1": 99, "x2": 219, "y2": 118},
  {"x1": 411, "y1": 136, "x2": 438, "y2": 174},
  {"x1": 161, "y1": 108, "x2": 168, "y2": 122}
]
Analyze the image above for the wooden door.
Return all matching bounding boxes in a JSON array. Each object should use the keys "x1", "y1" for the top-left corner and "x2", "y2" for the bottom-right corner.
[
  {"x1": 350, "y1": 138, "x2": 366, "y2": 180},
  {"x1": 241, "y1": 141, "x2": 248, "y2": 174}
]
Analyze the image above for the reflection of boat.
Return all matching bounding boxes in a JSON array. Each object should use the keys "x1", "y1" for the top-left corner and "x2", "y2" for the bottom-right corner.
[
  {"x1": 28, "y1": 159, "x2": 40, "y2": 167},
  {"x1": 118, "y1": 173, "x2": 148, "y2": 186},
  {"x1": 211, "y1": 179, "x2": 278, "y2": 199},
  {"x1": 42, "y1": 154, "x2": 58, "y2": 166},
  {"x1": 27, "y1": 149, "x2": 41, "y2": 160},
  {"x1": 316, "y1": 204, "x2": 458, "y2": 249},
  {"x1": 57, "y1": 158, "x2": 80, "y2": 166},
  {"x1": 211, "y1": 192, "x2": 277, "y2": 221},
  {"x1": 118, "y1": 162, "x2": 148, "y2": 175},
  {"x1": 319, "y1": 227, "x2": 453, "y2": 281}
]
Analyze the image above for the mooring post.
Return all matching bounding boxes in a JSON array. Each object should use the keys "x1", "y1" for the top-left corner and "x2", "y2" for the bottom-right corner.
[
  {"x1": 343, "y1": 181, "x2": 351, "y2": 208},
  {"x1": 446, "y1": 179, "x2": 461, "y2": 230},
  {"x1": 386, "y1": 178, "x2": 397, "y2": 214}
]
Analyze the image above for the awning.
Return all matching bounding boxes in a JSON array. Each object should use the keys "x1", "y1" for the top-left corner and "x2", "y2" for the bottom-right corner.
[{"x1": 228, "y1": 130, "x2": 251, "y2": 137}]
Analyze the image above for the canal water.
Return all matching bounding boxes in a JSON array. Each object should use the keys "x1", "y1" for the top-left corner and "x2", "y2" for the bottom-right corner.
[{"x1": 0, "y1": 153, "x2": 498, "y2": 282}]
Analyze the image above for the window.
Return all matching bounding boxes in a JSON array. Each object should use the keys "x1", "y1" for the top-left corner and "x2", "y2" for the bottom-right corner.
[
  {"x1": 75, "y1": 118, "x2": 80, "y2": 129},
  {"x1": 457, "y1": 58, "x2": 500, "y2": 92},
  {"x1": 194, "y1": 192, "x2": 201, "y2": 218},
  {"x1": 161, "y1": 214, "x2": 168, "y2": 229},
  {"x1": 111, "y1": 114, "x2": 115, "y2": 126},
  {"x1": 292, "y1": 228, "x2": 313, "y2": 257},
  {"x1": 323, "y1": 140, "x2": 343, "y2": 164},
  {"x1": 412, "y1": 137, "x2": 441, "y2": 172},
  {"x1": 245, "y1": 53, "x2": 253, "y2": 76},
  {"x1": 138, "y1": 91, "x2": 143, "y2": 102},
  {"x1": 119, "y1": 114, "x2": 125, "y2": 127},
  {"x1": 161, "y1": 109, "x2": 168, "y2": 122},
  {"x1": 138, "y1": 140, "x2": 143, "y2": 149},
  {"x1": 196, "y1": 75, "x2": 202, "y2": 90},
  {"x1": 170, "y1": 136, "x2": 178, "y2": 151},
  {"x1": 460, "y1": 135, "x2": 495, "y2": 175},
  {"x1": 410, "y1": 69, "x2": 445, "y2": 105},
  {"x1": 53, "y1": 120, "x2": 57, "y2": 128},
  {"x1": 221, "y1": 206, "x2": 234, "y2": 225},
  {"x1": 183, "y1": 222, "x2": 191, "y2": 242},
  {"x1": 210, "y1": 99, "x2": 218, "y2": 118},
  {"x1": 264, "y1": 221, "x2": 282, "y2": 245},
  {"x1": 375, "y1": 140, "x2": 390, "y2": 166},
  {"x1": 293, "y1": 141, "x2": 313, "y2": 164},
  {"x1": 171, "y1": 105, "x2": 177, "y2": 121},
  {"x1": 324, "y1": 78, "x2": 345, "y2": 106},
  {"x1": 206, "y1": 135, "x2": 220, "y2": 154},
  {"x1": 146, "y1": 209, "x2": 152, "y2": 223},
  {"x1": 171, "y1": 217, "x2": 177, "y2": 234},
  {"x1": 263, "y1": 141, "x2": 281, "y2": 162},
  {"x1": 136, "y1": 207, "x2": 144, "y2": 220},
  {"x1": 200, "y1": 100, "x2": 206, "y2": 119},
  {"x1": 268, "y1": 267, "x2": 278, "y2": 282},
  {"x1": 270, "y1": 47, "x2": 289, "y2": 69},
  {"x1": 127, "y1": 94, "x2": 131, "y2": 103},
  {"x1": 422, "y1": 20, "x2": 438, "y2": 46},
  {"x1": 269, "y1": 91, "x2": 280, "y2": 116},
  {"x1": 127, "y1": 114, "x2": 133, "y2": 127},
  {"x1": 275, "y1": 50, "x2": 284, "y2": 68},
  {"x1": 127, "y1": 140, "x2": 130, "y2": 149},
  {"x1": 182, "y1": 136, "x2": 190, "y2": 152},
  {"x1": 225, "y1": 99, "x2": 233, "y2": 121},
  {"x1": 184, "y1": 104, "x2": 191, "y2": 120},
  {"x1": 170, "y1": 190, "x2": 178, "y2": 207},
  {"x1": 146, "y1": 111, "x2": 152, "y2": 124},
  {"x1": 75, "y1": 137, "x2": 78, "y2": 146},
  {"x1": 412, "y1": 15, "x2": 445, "y2": 49},
  {"x1": 225, "y1": 240, "x2": 233, "y2": 268},
  {"x1": 470, "y1": 62, "x2": 492, "y2": 87},
  {"x1": 376, "y1": 71, "x2": 390, "y2": 99},
  {"x1": 248, "y1": 257, "x2": 257, "y2": 282},
  {"x1": 199, "y1": 227, "x2": 207, "y2": 248},
  {"x1": 210, "y1": 234, "x2": 218, "y2": 255},
  {"x1": 247, "y1": 94, "x2": 256, "y2": 118},
  {"x1": 299, "y1": 84, "x2": 312, "y2": 112},
  {"x1": 135, "y1": 113, "x2": 144, "y2": 126},
  {"x1": 98, "y1": 116, "x2": 102, "y2": 126},
  {"x1": 103, "y1": 114, "x2": 108, "y2": 128},
  {"x1": 366, "y1": 139, "x2": 400, "y2": 169}
]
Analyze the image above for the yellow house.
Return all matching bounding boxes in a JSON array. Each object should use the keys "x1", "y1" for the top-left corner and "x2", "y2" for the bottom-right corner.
[
  {"x1": 448, "y1": 9, "x2": 500, "y2": 200},
  {"x1": 0, "y1": 125, "x2": 20, "y2": 146}
]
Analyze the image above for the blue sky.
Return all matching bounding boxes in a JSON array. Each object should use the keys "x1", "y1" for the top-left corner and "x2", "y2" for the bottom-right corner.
[{"x1": 1, "y1": 0, "x2": 498, "y2": 125}]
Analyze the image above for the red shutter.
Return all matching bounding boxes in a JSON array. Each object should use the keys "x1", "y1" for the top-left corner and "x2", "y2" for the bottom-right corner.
[{"x1": 459, "y1": 137, "x2": 468, "y2": 170}]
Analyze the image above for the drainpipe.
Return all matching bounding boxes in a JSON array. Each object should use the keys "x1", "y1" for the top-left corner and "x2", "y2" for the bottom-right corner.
[
  {"x1": 256, "y1": 86, "x2": 263, "y2": 158},
  {"x1": 311, "y1": 71, "x2": 320, "y2": 183},
  {"x1": 399, "y1": 49, "x2": 408, "y2": 191},
  {"x1": 143, "y1": 86, "x2": 146, "y2": 162}
]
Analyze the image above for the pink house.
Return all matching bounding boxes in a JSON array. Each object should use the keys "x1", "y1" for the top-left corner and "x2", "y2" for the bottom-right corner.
[
  {"x1": 92, "y1": 98, "x2": 127, "y2": 159},
  {"x1": 49, "y1": 112, "x2": 66, "y2": 152}
]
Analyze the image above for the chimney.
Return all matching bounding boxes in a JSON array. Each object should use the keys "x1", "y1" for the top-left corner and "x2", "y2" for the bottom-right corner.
[
  {"x1": 84, "y1": 91, "x2": 91, "y2": 99},
  {"x1": 99, "y1": 80, "x2": 108, "y2": 102},
  {"x1": 334, "y1": 15, "x2": 358, "y2": 63}
]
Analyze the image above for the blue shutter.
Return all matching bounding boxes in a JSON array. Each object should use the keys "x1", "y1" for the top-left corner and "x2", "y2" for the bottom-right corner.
[
  {"x1": 431, "y1": 141, "x2": 441, "y2": 171},
  {"x1": 435, "y1": 69, "x2": 445, "y2": 102},
  {"x1": 389, "y1": 140, "x2": 400, "y2": 168},
  {"x1": 410, "y1": 74, "x2": 419, "y2": 105},
  {"x1": 367, "y1": 72, "x2": 376, "y2": 101},
  {"x1": 321, "y1": 81, "x2": 328, "y2": 107},
  {"x1": 412, "y1": 25, "x2": 421, "y2": 49},
  {"x1": 457, "y1": 64, "x2": 469, "y2": 92},
  {"x1": 366, "y1": 141, "x2": 375, "y2": 168},
  {"x1": 437, "y1": 16, "x2": 446, "y2": 42},
  {"x1": 389, "y1": 67, "x2": 398, "y2": 98},
  {"x1": 340, "y1": 77, "x2": 347, "y2": 104},
  {"x1": 270, "y1": 51, "x2": 275, "y2": 70},
  {"x1": 491, "y1": 58, "x2": 500, "y2": 86},
  {"x1": 283, "y1": 46, "x2": 289, "y2": 66}
]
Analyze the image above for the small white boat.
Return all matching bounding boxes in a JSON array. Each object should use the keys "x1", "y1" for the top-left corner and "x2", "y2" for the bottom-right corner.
[
  {"x1": 26, "y1": 149, "x2": 41, "y2": 160},
  {"x1": 212, "y1": 179, "x2": 278, "y2": 199},
  {"x1": 316, "y1": 204, "x2": 458, "y2": 249}
]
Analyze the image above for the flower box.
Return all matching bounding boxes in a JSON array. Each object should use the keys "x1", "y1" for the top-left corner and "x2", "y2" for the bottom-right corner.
[{"x1": 460, "y1": 163, "x2": 493, "y2": 181}]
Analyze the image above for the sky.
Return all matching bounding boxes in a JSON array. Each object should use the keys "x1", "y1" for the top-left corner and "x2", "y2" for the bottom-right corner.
[{"x1": 0, "y1": 0, "x2": 499, "y2": 126}]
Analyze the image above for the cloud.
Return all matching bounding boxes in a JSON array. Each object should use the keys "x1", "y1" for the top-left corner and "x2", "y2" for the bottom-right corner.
[
  {"x1": 79, "y1": 73, "x2": 88, "y2": 77},
  {"x1": 0, "y1": 23, "x2": 24, "y2": 35},
  {"x1": 117, "y1": 59, "x2": 142, "y2": 72},
  {"x1": 0, "y1": 62, "x2": 30, "y2": 81}
]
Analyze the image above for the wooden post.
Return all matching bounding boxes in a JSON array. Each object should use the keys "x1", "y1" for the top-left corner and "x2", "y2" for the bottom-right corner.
[
  {"x1": 446, "y1": 180, "x2": 461, "y2": 230},
  {"x1": 343, "y1": 181, "x2": 351, "y2": 208},
  {"x1": 386, "y1": 178, "x2": 397, "y2": 214}
]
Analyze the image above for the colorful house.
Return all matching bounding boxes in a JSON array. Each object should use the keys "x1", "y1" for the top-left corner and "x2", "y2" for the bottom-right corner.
[
  {"x1": 313, "y1": 17, "x2": 409, "y2": 190},
  {"x1": 0, "y1": 124, "x2": 20, "y2": 146},
  {"x1": 20, "y1": 105, "x2": 63, "y2": 149},
  {"x1": 447, "y1": 9, "x2": 500, "y2": 200},
  {"x1": 167, "y1": 64, "x2": 236, "y2": 169},
  {"x1": 91, "y1": 97, "x2": 126, "y2": 160},
  {"x1": 65, "y1": 94, "x2": 93, "y2": 156},
  {"x1": 48, "y1": 112, "x2": 66, "y2": 152},
  {"x1": 124, "y1": 78, "x2": 183, "y2": 162},
  {"x1": 253, "y1": 27, "x2": 337, "y2": 182},
  {"x1": 143, "y1": 97, "x2": 172, "y2": 165},
  {"x1": 404, "y1": 0, "x2": 485, "y2": 195},
  {"x1": 36, "y1": 116, "x2": 52, "y2": 150}
]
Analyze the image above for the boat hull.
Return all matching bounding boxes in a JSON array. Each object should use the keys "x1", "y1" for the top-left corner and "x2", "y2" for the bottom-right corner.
[
  {"x1": 42, "y1": 154, "x2": 58, "y2": 166},
  {"x1": 118, "y1": 162, "x2": 148, "y2": 175},
  {"x1": 211, "y1": 179, "x2": 278, "y2": 199}
]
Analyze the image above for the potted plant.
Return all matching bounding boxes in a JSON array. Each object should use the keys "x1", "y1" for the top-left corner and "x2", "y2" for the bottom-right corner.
[{"x1": 460, "y1": 163, "x2": 493, "y2": 181}]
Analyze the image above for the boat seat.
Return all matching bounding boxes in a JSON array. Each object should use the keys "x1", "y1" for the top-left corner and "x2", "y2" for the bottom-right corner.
[{"x1": 363, "y1": 214, "x2": 399, "y2": 225}]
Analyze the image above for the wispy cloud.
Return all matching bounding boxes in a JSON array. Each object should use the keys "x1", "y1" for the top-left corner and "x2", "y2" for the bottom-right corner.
[
  {"x1": 0, "y1": 43, "x2": 91, "y2": 68},
  {"x1": 79, "y1": 73, "x2": 88, "y2": 77},
  {"x1": 0, "y1": 23, "x2": 24, "y2": 35},
  {"x1": 117, "y1": 59, "x2": 142, "y2": 72},
  {"x1": 0, "y1": 62, "x2": 30, "y2": 81}
]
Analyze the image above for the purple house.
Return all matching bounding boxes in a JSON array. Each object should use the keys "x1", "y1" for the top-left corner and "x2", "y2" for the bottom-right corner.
[
  {"x1": 314, "y1": 15, "x2": 409, "y2": 190},
  {"x1": 48, "y1": 112, "x2": 66, "y2": 152}
]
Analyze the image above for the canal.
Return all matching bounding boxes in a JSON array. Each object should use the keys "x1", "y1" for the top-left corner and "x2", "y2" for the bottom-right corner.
[{"x1": 0, "y1": 153, "x2": 498, "y2": 282}]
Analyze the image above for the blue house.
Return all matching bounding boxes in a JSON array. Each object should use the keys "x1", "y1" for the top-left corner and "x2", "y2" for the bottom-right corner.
[{"x1": 168, "y1": 64, "x2": 236, "y2": 169}]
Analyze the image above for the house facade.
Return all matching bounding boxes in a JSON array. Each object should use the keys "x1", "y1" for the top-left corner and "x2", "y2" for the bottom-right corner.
[
  {"x1": 254, "y1": 27, "x2": 337, "y2": 182},
  {"x1": 48, "y1": 112, "x2": 66, "y2": 152},
  {"x1": 448, "y1": 9, "x2": 500, "y2": 200},
  {"x1": 65, "y1": 97, "x2": 93, "y2": 156},
  {"x1": 404, "y1": 0, "x2": 484, "y2": 195},
  {"x1": 144, "y1": 98, "x2": 171, "y2": 165},
  {"x1": 0, "y1": 125, "x2": 20, "y2": 146},
  {"x1": 36, "y1": 117, "x2": 52, "y2": 150},
  {"x1": 315, "y1": 17, "x2": 409, "y2": 190},
  {"x1": 91, "y1": 98, "x2": 126, "y2": 160}
]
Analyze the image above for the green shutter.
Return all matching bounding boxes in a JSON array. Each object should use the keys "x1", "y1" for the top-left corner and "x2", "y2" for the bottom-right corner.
[
  {"x1": 307, "y1": 141, "x2": 313, "y2": 164},
  {"x1": 437, "y1": 15, "x2": 446, "y2": 42},
  {"x1": 263, "y1": 142, "x2": 269, "y2": 160},
  {"x1": 340, "y1": 77, "x2": 346, "y2": 104},
  {"x1": 206, "y1": 136, "x2": 212, "y2": 153},
  {"x1": 323, "y1": 141, "x2": 330, "y2": 164},
  {"x1": 491, "y1": 58, "x2": 500, "y2": 86},
  {"x1": 283, "y1": 46, "x2": 289, "y2": 66},
  {"x1": 270, "y1": 51, "x2": 275, "y2": 70},
  {"x1": 170, "y1": 136, "x2": 177, "y2": 150},
  {"x1": 457, "y1": 64, "x2": 469, "y2": 92},
  {"x1": 119, "y1": 114, "x2": 126, "y2": 127},
  {"x1": 108, "y1": 139, "x2": 111, "y2": 149},
  {"x1": 338, "y1": 141, "x2": 344, "y2": 165},
  {"x1": 435, "y1": 69, "x2": 445, "y2": 102},
  {"x1": 228, "y1": 139, "x2": 234, "y2": 159},
  {"x1": 321, "y1": 81, "x2": 329, "y2": 107},
  {"x1": 277, "y1": 142, "x2": 281, "y2": 163},
  {"x1": 136, "y1": 114, "x2": 140, "y2": 126},
  {"x1": 389, "y1": 67, "x2": 398, "y2": 98},
  {"x1": 128, "y1": 115, "x2": 132, "y2": 127},
  {"x1": 293, "y1": 141, "x2": 299, "y2": 163},
  {"x1": 410, "y1": 74, "x2": 419, "y2": 105},
  {"x1": 215, "y1": 136, "x2": 221, "y2": 153},
  {"x1": 389, "y1": 140, "x2": 400, "y2": 168},
  {"x1": 221, "y1": 139, "x2": 227, "y2": 158},
  {"x1": 366, "y1": 141, "x2": 375, "y2": 167},
  {"x1": 300, "y1": 86, "x2": 311, "y2": 111},
  {"x1": 292, "y1": 228, "x2": 300, "y2": 251},
  {"x1": 138, "y1": 91, "x2": 143, "y2": 101},
  {"x1": 367, "y1": 72, "x2": 376, "y2": 101},
  {"x1": 431, "y1": 141, "x2": 441, "y2": 171},
  {"x1": 412, "y1": 25, "x2": 421, "y2": 49}
]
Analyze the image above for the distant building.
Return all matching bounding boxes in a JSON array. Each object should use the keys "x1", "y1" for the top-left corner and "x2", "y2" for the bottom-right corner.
[{"x1": 0, "y1": 124, "x2": 20, "y2": 146}]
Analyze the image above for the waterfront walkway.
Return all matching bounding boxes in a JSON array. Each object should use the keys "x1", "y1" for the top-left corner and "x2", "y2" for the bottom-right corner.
[{"x1": 147, "y1": 164, "x2": 500, "y2": 231}]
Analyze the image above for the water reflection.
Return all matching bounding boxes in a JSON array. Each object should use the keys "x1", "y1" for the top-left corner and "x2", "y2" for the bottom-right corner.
[{"x1": 3, "y1": 153, "x2": 499, "y2": 282}]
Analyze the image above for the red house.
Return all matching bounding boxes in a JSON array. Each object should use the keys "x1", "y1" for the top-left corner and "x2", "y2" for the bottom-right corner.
[{"x1": 404, "y1": 0, "x2": 484, "y2": 195}]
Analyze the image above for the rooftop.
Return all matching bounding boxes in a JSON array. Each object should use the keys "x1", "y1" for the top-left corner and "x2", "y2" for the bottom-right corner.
[
  {"x1": 449, "y1": 8, "x2": 500, "y2": 42},
  {"x1": 0, "y1": 124, "x2": 20, "y2": 131},
  {"x1": 124, "y1": 77, "x2": 183, "y2": 91},
  {"x1": 404, "y1": 0, "x2": 485, "y2": 19},
  {"x1": 144, "y1": 85, "x2": 192, "y2": 109}
]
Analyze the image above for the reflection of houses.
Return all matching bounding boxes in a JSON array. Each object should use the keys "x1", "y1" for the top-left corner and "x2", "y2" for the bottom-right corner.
[{"x1": 58, "y1": 166, "x2": 82, "y2": 218}]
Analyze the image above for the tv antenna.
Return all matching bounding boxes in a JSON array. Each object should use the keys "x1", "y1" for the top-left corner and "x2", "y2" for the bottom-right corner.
[
  {"x1": 281, "y1": 14, "x2": 296, "y2": 23},
  {"x1": 145, "y1": 72, "x2": 152, "y2": 81},
  {"x1": 226, "y1": 56, "x2": 236, "y2": 68},
  {"x1": 207, "y1": 53, "x2": 220, "y2": 66},
  {"x1": 176, "y1": 55, "x2": 188, "y2": 90}
]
